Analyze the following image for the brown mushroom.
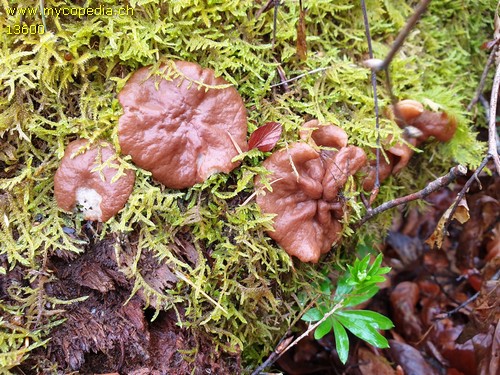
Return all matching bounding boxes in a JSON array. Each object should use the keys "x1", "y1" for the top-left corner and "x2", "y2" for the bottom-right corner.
[
  {"x1": 362, "y1": 138, "x2": 416, "y2": 191},
  {"x1": 391, "y1": 99, "x2": 424, "y2": 124},
  {"x1": 299, "y1": 119, "x2": 348, "y2": 149},
  {"x1": 54, "y1": 139, "x2": 135, "y2": 222},
  {"x1": 118, "y1": 61, "x2": 248, "y2": 189},
  {"x1": 363, "y1": 100, "x2": 457, "y2": 191},
  {"x1": 410, "y1": 111, "x2": 457, "y2": 143},
  {"x1": 255, "y1": 123, "x2": 366, "y2": 263},
  {"x1": 390, "y1": 100, "x2": 457, "y2": 143}
]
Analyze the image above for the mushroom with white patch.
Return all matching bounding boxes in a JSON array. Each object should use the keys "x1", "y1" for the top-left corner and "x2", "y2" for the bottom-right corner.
[{"x1": 54, "y1": 139, "x2": 135, "y2": 222}]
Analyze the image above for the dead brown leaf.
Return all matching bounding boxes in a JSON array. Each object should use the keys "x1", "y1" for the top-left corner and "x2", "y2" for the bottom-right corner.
[
  {"x1": 358, "y1": 347, "x2": 396, "y2": 375},
  {"x1": 426, "y1": 197, "x2": 470, "y2": 249}
]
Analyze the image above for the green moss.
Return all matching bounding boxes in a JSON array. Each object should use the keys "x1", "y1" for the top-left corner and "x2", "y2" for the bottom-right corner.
[{"x1": 0, "y1": 0, "x2": 493, "y2": 371}]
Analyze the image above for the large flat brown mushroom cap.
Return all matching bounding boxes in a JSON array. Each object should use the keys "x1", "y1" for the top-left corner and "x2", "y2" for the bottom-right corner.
[
  {"x1": 54, "y1": 139, "x2": 135, "y2": 222},
  {"x1": 118, "y1": 61, "x2": 248, "y2": 189}
]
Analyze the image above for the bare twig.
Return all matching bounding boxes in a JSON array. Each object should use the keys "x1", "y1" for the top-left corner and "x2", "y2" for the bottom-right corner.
[
  {"x1": 487, "y1": 61, "x2": 500, "y2": 175},
  {"x1": 374, "y1": 0, "x2": 431, "y2": 72},
  {"x1": 255, "y1": 0, "x2": 276, "y2": 19},
  {"x1": 443, "y1": 156, "x2": 490, "y2": 230},
  {"x1": 467, "y1": 45, "x2": 498, "y2": 111},
  {"x1": 251, "y1": 294, "x2": 323, "y2": 375},
  {"x1": 444, "y1": 39, "x2": 500, "y2": 231},
  {"x1": 360, "y1": 0, "x2": 381, "y2": 194},
  {"x1": 272, "y1": 0, "x2": 280, "y2": 49},
  {"x1": 355, "y1": 165, "x2": 467, "y2": 227},
  {"x1": 251, "y1": 335, "x2": 294, "y2": 375},
  {"x1": 251, "y1": 301, "x2": 344, "y2": 375},
  {"x1": 270, "y1": 67, "x2": 328, "y2": 88},
  {"x1": 434, "y1": 269, "x2": 500, "y2": 320}
]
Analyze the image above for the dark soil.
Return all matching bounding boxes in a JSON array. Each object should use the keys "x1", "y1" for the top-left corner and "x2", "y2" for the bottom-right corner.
[{"x1": 14, "y1": 237, "x2": 240, "y2": 374}]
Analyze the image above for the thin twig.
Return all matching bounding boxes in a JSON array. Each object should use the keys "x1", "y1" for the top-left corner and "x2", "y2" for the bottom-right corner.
[
  {"x1": 487, "y1": 61, "x2": 500, "y2": 175},
  {"x1": 355, "y1": 165, "x2": 467, "y2": 227},
  {"x1": 375, "y1": 0, "x2": 431, "y2": 71},
  {"x1": 272, "y1": 0, "x2": 280, "y2": 49},
  {"x1": 444, "y1": 48, "x2": 500, "y2": 230},
  {"x1": 251, "y1": 335, "x2": 294, "y2": 375},
  {"x1": 360, "y1": 0, "x2": 381, "y2": 194},
  {"x1": 251, "y1": 294, "x2": 323, "y2": 375},
  {"x1": 433, "y1": 269, "x2": 500, "y2": 320},
  {"x1": 467, "y1": 45, "x2": 498, "y2": 111},
  {"x1": 252, "y1": 301, "x2": 344, "y2": 375},
  {"x1": 443, "y1": 156, "x2": 490, "y2": 230},
  {"x1": 270, "y1": 67, "x2": 328, "y2": 88}
]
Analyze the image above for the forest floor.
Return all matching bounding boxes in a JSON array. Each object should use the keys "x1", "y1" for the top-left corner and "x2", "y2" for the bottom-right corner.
[{"x1": 11, "y1": 161, "x2": 498, "y2": 375}]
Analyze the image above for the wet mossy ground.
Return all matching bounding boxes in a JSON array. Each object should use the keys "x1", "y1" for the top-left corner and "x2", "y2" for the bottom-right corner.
[{"x1": 0, "y1": 0, "x2": 495, "y2": 373}]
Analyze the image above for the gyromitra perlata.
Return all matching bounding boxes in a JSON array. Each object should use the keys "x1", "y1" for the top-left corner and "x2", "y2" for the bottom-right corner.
[
  {"x1": 255, "y1": 120, "x2": 366, "y2": 263},
  {"x1": 54, "y1": 139, "x2": 135, "y2": 222},
  {"x1": 118, "y1": 61, "x2": 248, "y2": 189},
  {"x1": 363, "y1": 100, "x2": 457, "y2": 191}
]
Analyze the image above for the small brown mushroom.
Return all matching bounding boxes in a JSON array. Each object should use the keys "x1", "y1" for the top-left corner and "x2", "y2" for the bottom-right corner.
[
  {"x1": 54, "y1": 139, "x2": 135, "y2": 222},
  {"x1": 255, "y1": 123, "x2": 366, "y2": 263},
  {"x1": 362, "y1": 136, "x2": 417, "y2": 192},
  {"x1": 363, "y1": 100, "x2": 457, "y2": 191},
  {"x1": 411, "y1": 111, "x2": 457, "y2": 143},
  {"x1": 118, "y1": 61, "x2": 248, "y2": 189},
  {"x1": 392, "y1": 99, "x2": 424, "y2": 124},
  {"x1": 299, "y1": 119, "x2": 348, "y2": 149},
  {"x1": 390, "y1": 100, "x2": 457, "y2": 143}
]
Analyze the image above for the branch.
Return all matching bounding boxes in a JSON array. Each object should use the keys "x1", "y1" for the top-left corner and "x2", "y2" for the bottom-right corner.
[
  {"x1": 467, "y1": 45, "x2": 498, "y2": 111},
  {"x1": 270, "y1": 67, "x2": 328, "y2": 88},
  {"x1": 487, "y1": 61, "x2": 500, "y2": 175},
  {"x1": 251, "y1": 301, "x2": 344, "y2": 375},
  {"x1": 434, "y1": 268, "x2": 500, "y2": 320},
  {"x1": 444, "y1": 156, "x2": 490, "y2": 230},
  {"x1": 360, "y1": 0, "x2": 381, "y2": 193},
  {"x1": 371, "y1": 0, "x2": 431, "y2": 72},
  {"x1": 355, "y1": 165, "x2": 467, "y2": 227},
  {"x1": 443, "y1": 45, "x2": 500, "y2": 230}
]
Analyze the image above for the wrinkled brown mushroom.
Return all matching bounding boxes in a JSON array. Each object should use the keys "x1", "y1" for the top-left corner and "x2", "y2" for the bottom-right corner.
[
  {"x1": 255, "y1": 122, "x2": 366, "y2": 263},
  {"x1": 391, "y1": 99, "x2": 457, "y2": 143},
  {"x1": 410, "y1": 111, "x2": 457, "y2": 142},
  {"x1": 362, "y1": 138, "x2": 416, "y2": 191},
  {"x1": 299, "y1": 119, "x2": 348, "y2": 149},
  {"x1": 118, "y1": 61, "x2": 248, "y2": 189},
  {"x1": 363, "y1": 100, "x2": 457, "y2": 191},
  {"x1": 54, "y1": 139, "x2": 135, "y2": 222}
]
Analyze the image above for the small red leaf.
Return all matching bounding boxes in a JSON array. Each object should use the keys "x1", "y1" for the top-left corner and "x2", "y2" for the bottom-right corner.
[{"x1": 248, "y1": 122, "x2": 283, "y2": 152}]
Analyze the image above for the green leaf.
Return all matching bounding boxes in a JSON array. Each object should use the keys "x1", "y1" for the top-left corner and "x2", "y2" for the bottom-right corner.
[
  {"x1": 319, "y1": 278, "x2": 333, "y2": 295},
  {"x1": 367, "y1": 275, "x2": 387, "y2": 283},
  {"x1": 332, "y1": 318, "x2": 350, "y2": 364},
  {"x1": 367, "y1": 253, "x2": 383, "y2": 275},
  {"x1": 333, "y1": 313, "x2": 390, "y2": 349},
  {"x1": 335, "y1": 310, "x2": 394, "y2": 330},
  {"x1": 314, "y1": 318, "x2": 333, "y2": 340},
  {"x1": 359, "y1": 255, "x2": 371, "y2": 271},
  {"x1": 342, "y1": 285, "x2": 379, "y2": 307},
  {"x1": 302, "y1": 308, "x2": 323, "y2": 322},
  {"x1": 334, "y1": 276, "x2": 353, "y2": 302}
]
